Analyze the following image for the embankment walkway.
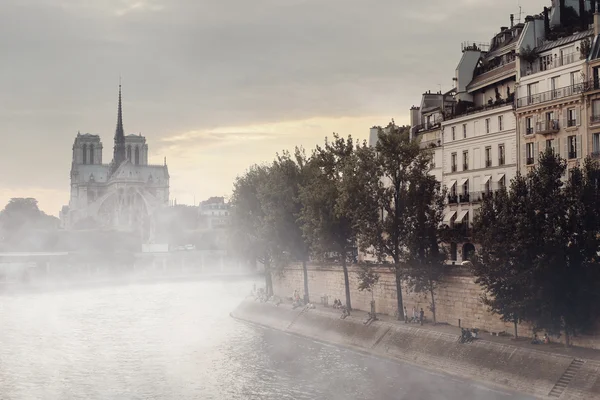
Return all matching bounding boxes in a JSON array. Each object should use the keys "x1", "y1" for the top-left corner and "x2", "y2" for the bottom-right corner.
[{"x1": 231, "y1": 299, "x2": 600, "y2": 400}]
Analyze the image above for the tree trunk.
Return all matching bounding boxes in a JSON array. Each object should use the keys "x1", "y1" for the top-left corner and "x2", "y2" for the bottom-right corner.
[
  {"x1": 429, "y1": 286, "x2": 437, "y2": 325},
  {"x1": 341, "y1": 250, "x2": 352, "y2": 312},
  {"x1": 264, "y1": 259, "x2": 273, "y2": 297},
  {"x1": 302, "y1": 259, "x2": 310, "y2": 304},
  {"x1": 513, "y1": 319, "x2": 518, "y2": 339},
  {"x1": 394, "y1": 265, "x2": 404, "y2": 321}
]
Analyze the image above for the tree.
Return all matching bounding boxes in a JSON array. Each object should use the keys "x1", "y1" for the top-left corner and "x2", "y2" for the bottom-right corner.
[
  {"x1": 230, "y1": 165, "x2": 275, "y2": 295},
  {"x1": 356, "y1": 263, "x2": 380, "y2": 315},
  {"x1": 258, "y1": 148, "x2": 314, "y2": 303},
  {"x1": 473, "y1": 150, "x2": 600, "y2": 343},
  {"x1": 403, "y1": 171, "x2": 447, "y2": 324},
  {"x1": 362, "y1": 123, "x2": 432, "y2": 320},
  {"x1": 0, "y1": 198, "x2": 59, "y2": 251},
  {"x1": 299, "y1": 134, "x2": 380, "y2": 311}
]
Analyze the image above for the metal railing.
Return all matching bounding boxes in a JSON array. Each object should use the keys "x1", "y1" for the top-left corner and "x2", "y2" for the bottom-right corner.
[
  {"x1": 526, "y1": 157, "x2": 534, "y2": 165},
  {"x1": 591, "y1": 115, "x2": 600, "y2": 124},
  {"x1": 566, "y1": 119, "x2": 577, "y2": 127},
  {"x1": 463, "y1": 164, "x2": 469, "y2": 171},
  {"x1": 591, "y1": 151, "x2": 600, "y2": 159},
  {"x1": 536, "y1": 119, "x2": 560, "y2": 134},
  {"x1": 525, "y1": 127, "x2": 534, "y2": 135},
  {"x1": 568, "y1": 151, "x2": 577, "y2": 159},
  {"x1": 499, "y1": 157, "x2": 505, "y2": 166},
  {"x1": 485, "y1": 159, "x2": 492, "y2": 168},
  {"x1": 451, "y1": 164, "x2": 457, "y2": 172},
  {"x1": 525, "y1": 52, "x2": 578, "y2": 75},
  {"x1": 414, "y1": 121, "x2": 442, "y2": 133},
  {"x1": 517, "y1": 83, "x2": 586, "y2": 108}
]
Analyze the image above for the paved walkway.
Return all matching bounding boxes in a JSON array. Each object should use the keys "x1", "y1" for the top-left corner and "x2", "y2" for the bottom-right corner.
[{"x1": 283, "y1": 298, "x2": 600, "y2": 362}]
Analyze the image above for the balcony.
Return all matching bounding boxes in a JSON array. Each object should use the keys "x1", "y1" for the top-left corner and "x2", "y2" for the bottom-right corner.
[
  {"x1": 485, "y1": 159, "x2": 492, "y2": 168},
  {"x1": 451, "y1": 165, "x2": 457, "y2": 172},
  {"x1": 459, "y1": 193, "x2": 470, "y2": 203},
  {"x1": 591, "y1": 115, "x2": 600, "y2": 124},
  {"x1": 591, "y1": 151, "x2": 600, "y2": 159},
  {"x1": 448, "y1": 195, "x2": 458, "y2": 204},
  {"x1": 499, "y1": 157, "x2": 505, "y2": 166},
  {"x1": 517, "y1": 83, "x2": 587, "y2": 108},
  {"x1": 536, "y1": 119, "x2": 560, "y2": 135},
  {"x1": 463, "y1": 164, "x2": 469, "y2": 171},
  {"x1": 414, "y1": 121, "x2": 441, "y2": 134},
  {"x1": 524, "y1": 52, "x2": 579, "y2": 75},
  {"x1": 566, "y1": 119, "x2": 577, "y2": 128},
  {"x1": 568, "y1": 151, "x2": 577, "y2": 159},
  {"x1": 526, "y1": 157, "x2": 534, "y2": 165},
  {"x1": 525, "y1": 127, "x2": 534, "y2": 135}
]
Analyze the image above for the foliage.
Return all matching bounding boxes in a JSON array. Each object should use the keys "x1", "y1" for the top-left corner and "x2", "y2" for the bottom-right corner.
[
  {"x1": 519, "y1": 45, "x2": 538, "y2": 64},
  {"x1": 299, "y1": 134, "x2": 380, "y2": 310},
  {"x1": 403, "y1": 170, "x2": 447, "y2": 324},
  {"x1": 361, "y1": 124, "x2": 435, "y2": 319},
  {"x1": 473, "y1": 150, "x2": 600, "y2": 343},
  {"x1": 356, "y1": 264, "x2": 380, "y2": 294},
  {"x1": 0, "y1": 198, "x2": 60, "y2": 251}
]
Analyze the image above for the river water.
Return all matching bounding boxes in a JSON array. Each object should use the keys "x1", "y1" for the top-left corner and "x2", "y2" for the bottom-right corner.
[{"x1": 0, "y1": 279, "x2": 534, "y2": 400}]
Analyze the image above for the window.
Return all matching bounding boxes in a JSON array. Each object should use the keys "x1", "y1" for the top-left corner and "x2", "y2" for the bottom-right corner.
[
  {"x1": 485, "y1": 118, "x2": 490, "y2": 134},
  {"x1": 90, "y1": 144, "x2": 94, "y2": 165},
  {"x1": 463, "y1": 151, "x2": 469, "y2": 170},
  {"x1": 570, "y1": 71, "x2": 578, "y2": 87},
  {"x1": 127, "y1": 145, "x2": 132, "y2": 160},
  {"x1": 593, "y1": 100, "x2": 600, "y2": 123},
  {"x1": 525, "y1": 117, "x2": 533, "y2": 135},
  {"x1": 567, "y1": 108, "x2": 577, "y2": 127},
  {"x1": 484, "y1": 178, "x2": 491, "y2": 194},
  {"x1": 593, "y1": 133, "x2": 600, "y2": 155},
  {"x1": 135, "y1": 146, "x2": 140, "y2": 165},
  {"x1": 431, "y1": 154, "x2": 436, "y2": 169},
  {"x1": 546, "y1": 139, "x2": 554, "y2": 152},
  {"x1": 568, "y1": 135, "x2": 577, "y2": 159},
  {"x1": 526, "y1": 142, "x2": 535, "y2": 165},
  {"x1": 450, "y1": 182, "x2": 457, "y2": 197},
  {"x1": 498, "y1": 116, "x2": 503, "y2": 131},
  {"x1": 485, "y1": 147, "x2": 492, "y2": 167},
  {"x1": 551, "y1": 76, "x2": 559, "y2": 98},
  {"x1": 499, "y1": 175, "x2": 506, "y2": 189},
  {"x1": 451, "y1": 127, "x2": 456, "y2": 141},
  {"x1": 462, "y1": 124, "x2": 467, "y2": 138},
  {"x1": 451, "y1": 152, "x2": 457, "y2": 172},
  {"x1": 462, "y1": 179, "x2": 469, "y2": 196},
  {"x1": 527, "y1": 82, "x2": 538, "y2": 105},
  {"x1": 498, "y1": 144, "x2": 505, "y2": 165},
  {"x1": 450, "y1": 243, "x2": 457, "y2": 261},
  {"x1": 82, "y1": 144, "x2": 87, "y2": 165}
]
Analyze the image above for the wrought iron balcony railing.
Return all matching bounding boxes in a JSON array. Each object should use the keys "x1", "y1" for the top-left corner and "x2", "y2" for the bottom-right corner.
[
  {"x1": 536, "y1": 119, "x2": 560, "y2": 135},
  {"x1": 517, "y1": 83, "x2": 586, "y2": 108}
]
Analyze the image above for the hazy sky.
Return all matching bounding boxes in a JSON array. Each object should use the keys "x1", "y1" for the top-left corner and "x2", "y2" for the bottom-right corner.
[{"x1": 0, "y1": 0, "x2": 542, "y2": 215}]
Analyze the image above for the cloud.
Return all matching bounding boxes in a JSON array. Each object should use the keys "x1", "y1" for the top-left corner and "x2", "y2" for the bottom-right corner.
[{"x1": 0, "y1": 0, "x2": 545, "y2": 212}]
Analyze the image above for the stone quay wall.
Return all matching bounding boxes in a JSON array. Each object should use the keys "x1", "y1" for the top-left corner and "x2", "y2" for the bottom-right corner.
[
  {"x1": 231, "y1": 300, "x2": 600, "y2": 400},
  {"x1": 273, "y1": 264, "x2": 600, "y2": 349}
]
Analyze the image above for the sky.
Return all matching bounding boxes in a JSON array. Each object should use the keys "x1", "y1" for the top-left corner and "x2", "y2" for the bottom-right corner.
[{"x1": 0, "y1": 0, "x2": 543, "y2": 216}]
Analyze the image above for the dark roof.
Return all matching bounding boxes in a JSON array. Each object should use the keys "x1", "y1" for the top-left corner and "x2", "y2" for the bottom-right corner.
[
  {"x1": 589, "y1": 35, "x2": 600, "y2": 61},
  {"x1": 534, "y1": 29, "x2": 593, "y2": 53},
  {"x1": 466, "y1": 61, "x2": 516, "y2": 92}
]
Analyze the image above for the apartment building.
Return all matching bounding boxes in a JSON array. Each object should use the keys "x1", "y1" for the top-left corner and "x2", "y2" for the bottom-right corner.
[
  {"x1": 515, "y1": 8, "x2": 593, "y2": 175},
  {"x1": 585, "y1": 10, "x2": 600, "y2": 159},
  {"x1": 409, "y1": 89, "x2": 456, "y2": 182},
  {"x1": 439, "y1": 20, "x2": 524, "y2": 264}
]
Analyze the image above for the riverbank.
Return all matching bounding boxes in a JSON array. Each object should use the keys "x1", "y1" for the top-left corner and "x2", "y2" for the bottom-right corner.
[{"x1": 231, "y1": 299, "x2": 600, "y2": 400}]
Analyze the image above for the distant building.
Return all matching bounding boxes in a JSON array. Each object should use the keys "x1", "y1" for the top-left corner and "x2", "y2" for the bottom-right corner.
[
  {"x1": 199, "y1": 197, "x2": 230, "y2": 229},
  {"x1": 60, "y1": 86, "x2": 170, "y2": 237}
]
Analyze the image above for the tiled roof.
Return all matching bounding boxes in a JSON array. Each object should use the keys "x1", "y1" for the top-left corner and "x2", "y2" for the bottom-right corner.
[{"x1": 466, "y1": 61, "x2": 516, "y2": 92}]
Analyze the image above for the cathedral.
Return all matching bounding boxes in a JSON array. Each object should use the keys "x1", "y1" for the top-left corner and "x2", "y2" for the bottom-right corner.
[{"x1": 60, "y1": 86, "x2": 170, "y2": 238}]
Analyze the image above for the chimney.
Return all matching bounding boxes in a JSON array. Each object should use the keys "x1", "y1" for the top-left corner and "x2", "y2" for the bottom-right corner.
[
  {"x1": 544, "y1": 7, "x2": 550, "y2": 36},
  {"x1": 510, "y1": 14, "x2": 514, "y2": 28},
  {"x1": 580, "y1": 0, "x2": 586, "y2": 31}
]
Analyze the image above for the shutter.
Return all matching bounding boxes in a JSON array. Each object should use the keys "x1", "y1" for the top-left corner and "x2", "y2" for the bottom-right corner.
[
  {"x1": 561, "y1": 110, "x2": 567, "y2": 130},
  {"x1": 576, "y1": 106, "x2": 581, "y2": 126},
  {"x1": 557, "y1": 137, "x2": 561, "y2": 158},
  {"x1": 551, "y1": 138, "x2": 557, "y2": 154},
  {"x1": 534, "y1": 142, "x2": 539, "y2": 164},
  {"x1": 521, "y1": 142, "x2": 527, "y2": 167},
  {"x1": 577, "y1": 134, "x2": 582, "y2": 158}
]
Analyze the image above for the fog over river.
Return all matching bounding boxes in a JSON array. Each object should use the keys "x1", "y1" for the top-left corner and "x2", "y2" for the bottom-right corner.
[{"x1": 0, "y1": 279, "x2": 535, "y2": 400}]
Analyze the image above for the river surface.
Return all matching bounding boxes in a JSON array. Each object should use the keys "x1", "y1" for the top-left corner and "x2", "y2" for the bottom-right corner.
[{"x1": 0, "y1": 279, "x2": 535, "y2": 400}]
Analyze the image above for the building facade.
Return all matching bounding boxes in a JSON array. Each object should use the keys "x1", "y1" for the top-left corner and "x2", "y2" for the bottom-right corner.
[
  {"x1": 60, "y1": 86, "x2": 170, "y2": 237},
  {"x1": 438, "y1": 21, "x2": 523, "y2": 264},
  {"x1": 515, "y1": 10, "x2": 593, "y2": 176}
]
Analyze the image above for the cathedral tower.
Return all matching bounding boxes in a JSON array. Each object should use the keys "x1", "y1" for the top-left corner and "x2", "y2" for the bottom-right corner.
[{"x1": 111, "y1": 85, "x2": 126, "y2": 173}]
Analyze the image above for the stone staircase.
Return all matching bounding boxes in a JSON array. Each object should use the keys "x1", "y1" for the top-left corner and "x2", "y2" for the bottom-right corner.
[{"x1": 548, "y1": 359, "x2": 585, "y2": 398}]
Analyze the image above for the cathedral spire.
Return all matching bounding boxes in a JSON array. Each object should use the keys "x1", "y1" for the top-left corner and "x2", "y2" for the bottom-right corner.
[{"x1": 112, "y1": 83, "x2": 127, "y2": 172}]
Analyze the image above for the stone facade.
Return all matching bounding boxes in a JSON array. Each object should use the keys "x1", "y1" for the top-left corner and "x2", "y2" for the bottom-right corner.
[{"x1": 274, "y1": 264, "x2": 600, "y2": 348}]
